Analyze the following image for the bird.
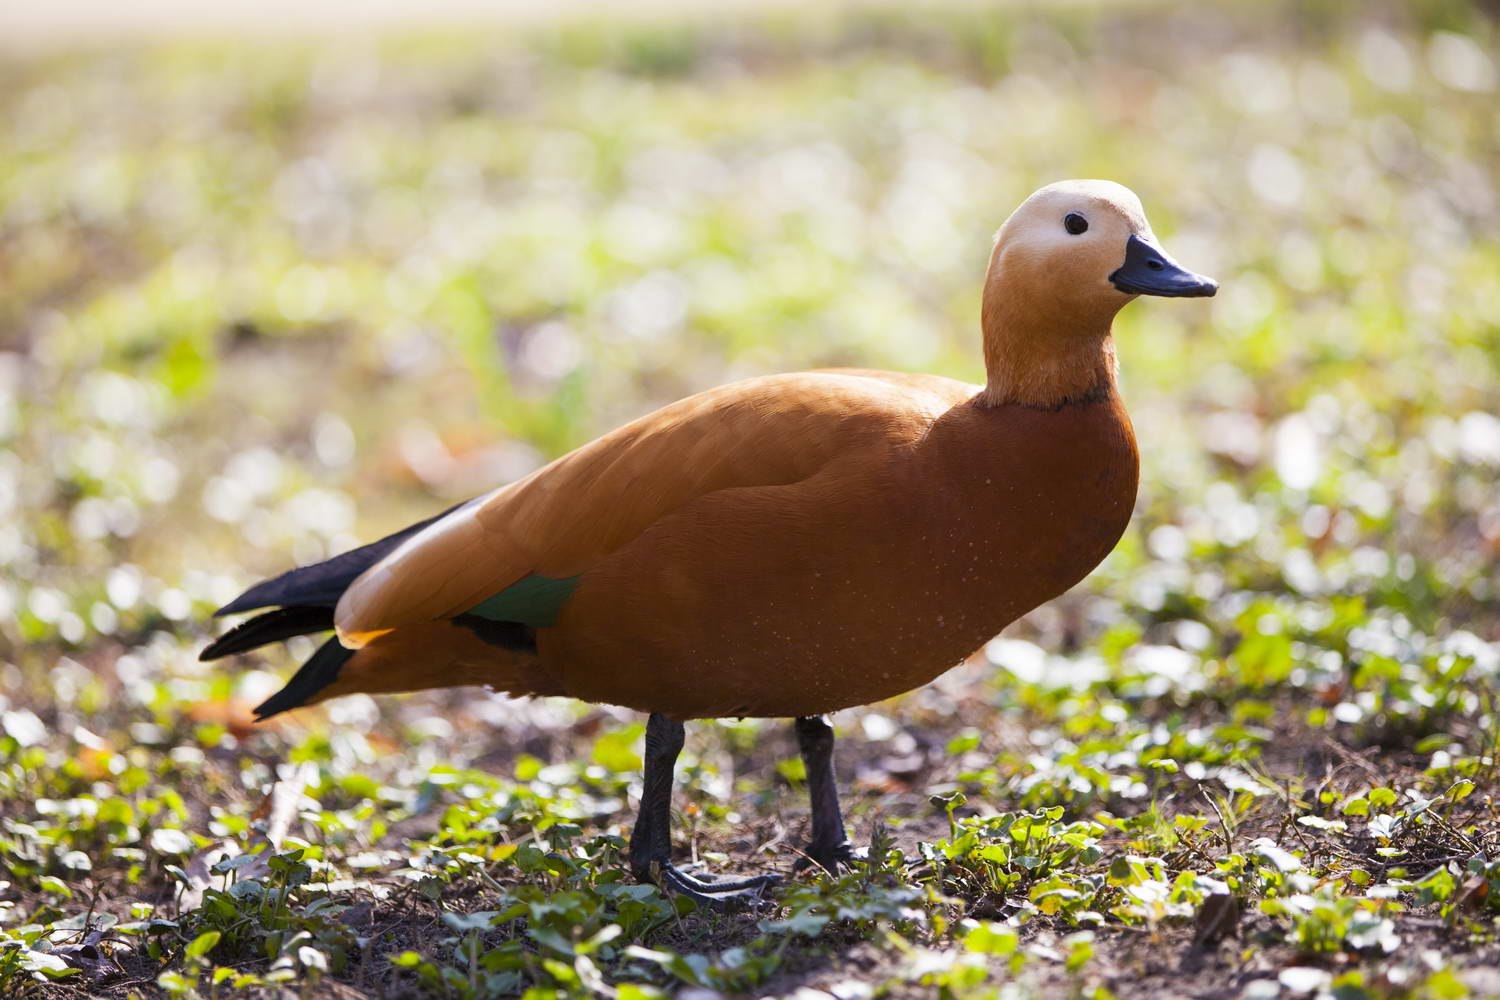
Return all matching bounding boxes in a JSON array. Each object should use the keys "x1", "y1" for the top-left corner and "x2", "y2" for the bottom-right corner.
[{"x1": 202, "y1": 179, "x2": 1216, "y2": 904}]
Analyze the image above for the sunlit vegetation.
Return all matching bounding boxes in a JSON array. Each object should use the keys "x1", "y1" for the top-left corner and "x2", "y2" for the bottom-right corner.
[{"x1": 2, "y1": 1, "x2": 1499, "y2": 997}]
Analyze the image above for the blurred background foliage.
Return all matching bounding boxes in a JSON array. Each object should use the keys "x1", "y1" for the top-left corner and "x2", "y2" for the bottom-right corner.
[
  {"x1": 1, "y1": 0, "x2": 1499, "y2": 996},
  {"x1": 3, "y1": 0, "x2": 1497, "y2": 654}
]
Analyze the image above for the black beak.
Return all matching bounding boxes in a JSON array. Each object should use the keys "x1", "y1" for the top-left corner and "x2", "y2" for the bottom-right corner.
[{"x1": 1109, "y1": 234, "x2": 1218, "y2": 298}]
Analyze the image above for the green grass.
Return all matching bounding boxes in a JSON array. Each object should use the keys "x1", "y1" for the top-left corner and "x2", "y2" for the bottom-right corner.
[{"x1": 2, "y1": 1, "x2": 1500, "y2": 997}]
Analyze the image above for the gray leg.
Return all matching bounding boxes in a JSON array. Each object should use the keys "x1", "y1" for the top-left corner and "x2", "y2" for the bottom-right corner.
[
  {"x1": 795, "y1": 715, "x2": 859, "y2": 872},
  {"x1": 628, "y1": 713, "x2": 778, "y2": 904}
]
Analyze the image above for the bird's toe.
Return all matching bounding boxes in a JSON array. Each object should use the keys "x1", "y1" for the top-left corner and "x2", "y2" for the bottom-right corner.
[{"x1": 650, "y1": 862, "x2": 780, "y2": 909}]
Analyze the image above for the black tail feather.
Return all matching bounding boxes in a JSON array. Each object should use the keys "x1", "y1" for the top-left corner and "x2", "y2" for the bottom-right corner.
[
  {"x1": 214, "y1": 497, "x2": 475, "y2": 617},
  {"x1": 200, "y1": 606, "x2": 336, "y2": 661},
  {"x1": 215, "y1": 497, "x2": 481, "y2": 720},
  {"x1": 253, "y1": 637, "x2": 355, "y2": 720}
]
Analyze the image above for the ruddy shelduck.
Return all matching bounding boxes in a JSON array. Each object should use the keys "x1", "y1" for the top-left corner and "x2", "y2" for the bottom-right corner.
[{"x1": 204, "y1": 180, "x2": 1217, "y2": 902}]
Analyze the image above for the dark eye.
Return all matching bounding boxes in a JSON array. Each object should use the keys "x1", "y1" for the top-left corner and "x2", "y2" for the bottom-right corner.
[{"x1": 1064, "y1": 213, "x2": 1089, "y2": 235}]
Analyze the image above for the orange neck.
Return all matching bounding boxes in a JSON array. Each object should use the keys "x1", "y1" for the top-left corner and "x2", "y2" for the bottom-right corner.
[{"x1": 976, "y1": 265, "x2": 1118, "y2": 409}]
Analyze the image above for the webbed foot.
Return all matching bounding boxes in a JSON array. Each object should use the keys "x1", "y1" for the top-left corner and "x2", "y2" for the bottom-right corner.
[{"x1": 643, "y1": 860, "x2": 780, "y2": 907}]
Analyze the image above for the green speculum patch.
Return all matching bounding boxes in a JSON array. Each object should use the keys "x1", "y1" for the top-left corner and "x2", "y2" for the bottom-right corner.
[{"x1": 466, "y1": 573, "x2": 582, "y2": 628}]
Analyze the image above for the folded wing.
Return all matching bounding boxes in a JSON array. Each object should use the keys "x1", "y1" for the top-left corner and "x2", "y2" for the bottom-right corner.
[{"x1": 334, "y1": 371, "x2": 965, "y2": 644}]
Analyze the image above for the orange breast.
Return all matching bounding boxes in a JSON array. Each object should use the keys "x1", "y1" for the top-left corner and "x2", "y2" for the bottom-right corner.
[{"x1": 539, "y1": 393, "x2": 1138, "y2": 719}]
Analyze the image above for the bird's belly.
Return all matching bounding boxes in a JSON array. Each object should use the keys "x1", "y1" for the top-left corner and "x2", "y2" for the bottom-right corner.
[
  {"x1": 538, "y1": 493, "x2": 1126, "y2": 719},
  {"x1": 545, "y1": 573, "x2": 1001, "y2": 719}
]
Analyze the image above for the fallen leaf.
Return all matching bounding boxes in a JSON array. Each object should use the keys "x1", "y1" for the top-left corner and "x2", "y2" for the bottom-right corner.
[
  {"x1": 52, "y1": 929, "x2": 119, "y2": 981},
  {"x1": 1455, "y1": 874, "x2": 1489, "y2": 913},
  {"x1": 1193, "y1": 892, "x2": 1242, "y2": 946}
]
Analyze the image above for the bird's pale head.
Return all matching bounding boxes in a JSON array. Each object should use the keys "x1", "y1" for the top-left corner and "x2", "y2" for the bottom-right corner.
[{"x1": 986, "y1": 179, "x2": 1216, "y2": 330}]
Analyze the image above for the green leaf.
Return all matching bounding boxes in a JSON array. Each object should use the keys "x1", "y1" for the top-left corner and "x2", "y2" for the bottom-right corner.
[
  {"x1": 591, "y1": 726, "x2": 644, "y2": 773},
  {"x1": 964, "y1": 922, "x2": 1019, "y2": 956},
  {"x1": 759, "y1": 912, "x2": 829, "y2": 936},
  {"x1": 946, "y1": 729, "x2": 982, "y2": 755},
  {"x1": 529, "y1": 926, "x2": 576, "y2": 956},
  {"x1": 1422, "y1": 967, "x2": 1470, "y2": 1000},
  {"x1": 1296, "y1": 815, "x2": 1346, "y2": 832},
  {"x1": 37, "y1": 876, "x2": 72, "y2": 898},
  {"x1": 930, "y1": 791, "x2": 967, "y2": 813},
  {"x1": 576, "y1": 924, "x2": 622, "y2": 955},
  {"x1": 185, "y1": 931, "x2": 221, "y2": 961},
  {"x1": 617, "y1": 986, "x2": 670, "y2": 1000},
  {"x1": 24, "y1": 950, "x2": 78, "y2": 979},
  {"x1": 1250, "y1": 839, "x2": 1301, "y2": 873},
  {"x1": 441, "y1": 910, "x2": 498, "y2": 933},
  {"x1": 150, "y1": 829, "x2": 194, "y2": 856}
]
